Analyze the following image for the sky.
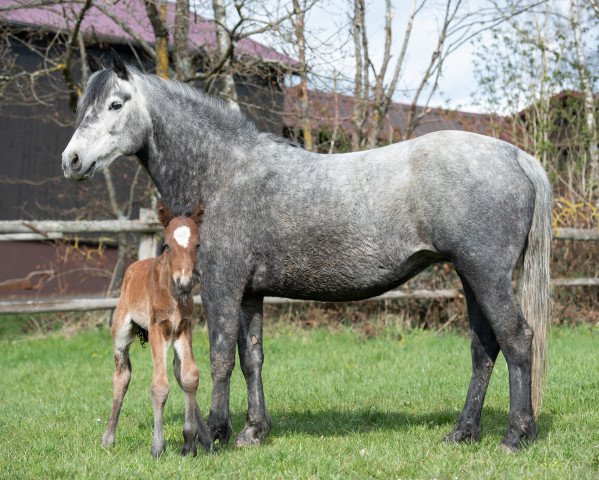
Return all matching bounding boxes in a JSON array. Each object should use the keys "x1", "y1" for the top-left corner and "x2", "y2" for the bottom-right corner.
[{"x1": 294, "y1": 0, "x2": 487, "y2": 112}]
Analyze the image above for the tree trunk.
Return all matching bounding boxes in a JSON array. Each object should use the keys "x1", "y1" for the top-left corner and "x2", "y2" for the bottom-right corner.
[
  {"x1": 571, "y1": 0, "x2": 598, "y2": 203},
  {"x1": 173, "y1": 0, "x2": 193, "y2": 80},
  {"x1": 144, "y1": 0, "x2": 170, "y2": 78},
  {"x1": 293, "y1": 0, "x2": 313, "y2": 151},
  {"x1": 212, "y1": 0, "x2": 239, "y2": 109}
]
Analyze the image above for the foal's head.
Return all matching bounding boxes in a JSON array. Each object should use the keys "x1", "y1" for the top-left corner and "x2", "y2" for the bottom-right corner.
[{"x1": 157, "y1": 203, "x2": 205, "y2": 296}]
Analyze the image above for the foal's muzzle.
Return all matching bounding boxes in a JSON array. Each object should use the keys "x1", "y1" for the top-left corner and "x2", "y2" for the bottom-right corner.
[{"x1": 174, "y1": 277, "x2": 193, "y2": 296}]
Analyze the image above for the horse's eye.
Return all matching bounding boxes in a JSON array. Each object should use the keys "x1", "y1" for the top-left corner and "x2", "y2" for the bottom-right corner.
[
  {"x1": 162, "y1": 243, "x2": 170, "y2": 253},
  {"x1": 109, "y1": 101, "x2": 122, "y2": 111},
  {"x1": 195, "y1": 244, "x2": 200, "y2": 250}
]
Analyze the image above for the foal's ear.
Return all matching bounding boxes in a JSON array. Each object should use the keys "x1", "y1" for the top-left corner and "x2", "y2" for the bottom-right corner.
[
  {"x1": 87, "y1": 55, "x2": 104, "y2": 74},
  {"x1": 157, "y1": 201, "x2": 175, "y2": 228},
  {"x1": 191, "y1": 203, "x2": 205, "y2": 227},
  {"x1": 111, "y1": 49, "x2": 129, "y2": 81}
]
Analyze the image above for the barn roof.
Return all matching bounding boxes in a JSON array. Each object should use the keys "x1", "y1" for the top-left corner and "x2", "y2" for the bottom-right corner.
[
  {"x1": 0, "y1": 0, "x2": 298, "y2": 68},
  {"x1": 283, "y1": 87, "x2": 512, "y2": 141}
]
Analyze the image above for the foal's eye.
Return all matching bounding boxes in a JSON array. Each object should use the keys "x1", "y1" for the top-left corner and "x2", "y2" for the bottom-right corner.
[
  {"x1": 162, "y1": 243, "x2": 170, "y2": 253},
  {"x1": 109, "y1": 101, "x2": 122, "y2": 111}
]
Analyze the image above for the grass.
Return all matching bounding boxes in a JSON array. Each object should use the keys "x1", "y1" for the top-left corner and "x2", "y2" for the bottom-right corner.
[{"x1": 1, "y1": 323, "x2": 599, "y2": 479}]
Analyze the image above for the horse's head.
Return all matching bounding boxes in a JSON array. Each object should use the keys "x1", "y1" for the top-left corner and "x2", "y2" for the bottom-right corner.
[
  {"x1": 158, "y1": 202, "x2": 205, "y2": 296},
  {"x1": 62, "y1": 51, "x2": 150, "y2": 180}
]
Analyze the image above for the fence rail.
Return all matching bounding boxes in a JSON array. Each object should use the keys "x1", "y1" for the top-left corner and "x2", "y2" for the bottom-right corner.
[
  {"x1": 0, "y1": 218, "x2": 597, "y2": 315},
  {"x1": 0, "y1": 220, "x2": 597, "y2": 240}
]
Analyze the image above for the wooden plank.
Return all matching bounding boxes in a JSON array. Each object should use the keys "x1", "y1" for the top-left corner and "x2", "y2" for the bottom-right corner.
[
  {"x1": 0, "y1": 220, "x2": 162, "y2": 234},
  {"x1": 2, "y1": 277, "x2": 598, "y2": 315},
  {"x1": 138, "y1": 209, "x2": 160, "y2": 260},
  {"x1": 553, "y1": 278, "x2": 599, "y2": 287},
  {"x1": 554, "y1": 228, "x2": 599, "y2": 241},
  {"x1": 0, "y1": 289, "x2": 463, "y2": 314},
  {"x1": 0, "y1": 221, "x2": 597, "y2": 241},
  {"x1": 0, "y1": 233, "x2": 64, "y2": 241}
]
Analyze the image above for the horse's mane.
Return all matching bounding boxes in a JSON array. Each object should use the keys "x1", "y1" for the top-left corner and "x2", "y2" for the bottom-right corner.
[
  {"x1": 78, "y1": 66, "x2": 301, "y2": 149},
  {"x1": 76, "y1": 69, "x2": 116, "y2": 127}
]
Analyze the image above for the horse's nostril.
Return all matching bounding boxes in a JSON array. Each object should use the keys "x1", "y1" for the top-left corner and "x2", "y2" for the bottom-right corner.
[{"x1": 70, "y1": 154, "x2": 81, "y2": 171}]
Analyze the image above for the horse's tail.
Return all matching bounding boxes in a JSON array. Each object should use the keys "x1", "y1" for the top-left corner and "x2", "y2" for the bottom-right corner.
[{"x1": 516, "y1": 150, "x2": 552, "y2": 417}]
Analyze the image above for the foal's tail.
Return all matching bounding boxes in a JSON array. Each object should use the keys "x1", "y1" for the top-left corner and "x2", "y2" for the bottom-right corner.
[{"x1": 516, "y1": 151, "x2": 552, "y2": 418}]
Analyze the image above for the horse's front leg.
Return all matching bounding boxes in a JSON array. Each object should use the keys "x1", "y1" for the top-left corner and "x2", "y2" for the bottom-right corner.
[
  {"x1": 235, "y1": 296, "x2": 271, "y2": 447},
  {"x1": 149, "y1": 321, "x2": 170, "y2": 457},
  {"x1": 202, "y1": 282, "x2": 242, "y2": 446},
  {"x1": 173, "y1": 319, "x2": 213, "y2": 455}
]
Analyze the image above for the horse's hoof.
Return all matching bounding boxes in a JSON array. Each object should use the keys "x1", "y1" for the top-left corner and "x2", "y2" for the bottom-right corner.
[
  {"x1": 197, "y1": 433, "x2": 216, "y2": 453},
  {"x1": 208, "y1": 415, "x2": 232, "y2": 446},
  {"x1": 443, "y1": 426, "x2": 479, "y2": 444},
  {"x1": 500, "y1": 419, "x2": 536, "y2": 453},
  {"x1": 101, "y1": 432, "x2": 115, "y2": 448},
  {"x1": 499, "y1": 443, "x2": 519, "y2": 454},
  {"x1": 152, "y1": 442, "x2": 166, "y2": 458},
  {"x1": 235, "y1": 420, "x2": 271, "y2": 447},
  {"x1": 182, "y1": 444, "x2": 197, "y2": 457}
]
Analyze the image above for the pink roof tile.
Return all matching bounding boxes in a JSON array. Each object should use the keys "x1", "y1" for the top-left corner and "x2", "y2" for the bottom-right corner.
[{"x1": 0, "y1": 0, "x2": 297, "y2": 67}]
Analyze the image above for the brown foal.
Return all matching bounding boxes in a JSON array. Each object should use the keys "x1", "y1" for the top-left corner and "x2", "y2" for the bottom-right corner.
[{"x1": 101, "y1": 203, "x2": 212, "y2": 457}]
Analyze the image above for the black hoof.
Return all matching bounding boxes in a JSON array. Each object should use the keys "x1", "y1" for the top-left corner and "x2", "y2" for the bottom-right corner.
[
  {"x1": 182, "y1": 444, "x2": 197, "y2": 457},
  {"x1": 235, "y1": 419, "x2": 271, "y2": 447},
  {"x1": 444, "y1": 424, "x2": 480, "y2": 444},
  {"x1": 208, "y1": 414, "x2": 233, "y2": 447},
  {"x1": 500, "y1": 419, "x2": 537, "y2": 452}
]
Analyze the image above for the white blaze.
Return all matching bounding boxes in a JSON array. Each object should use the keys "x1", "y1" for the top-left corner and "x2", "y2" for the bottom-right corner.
[{"x1": 173, "y1": 226, "x2": 191, "y2": 248}]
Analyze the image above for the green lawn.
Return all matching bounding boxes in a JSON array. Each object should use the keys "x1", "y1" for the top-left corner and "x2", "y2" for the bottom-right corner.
[{"x1": 1, "y1": 324, "x2": 599, "y2": 479}]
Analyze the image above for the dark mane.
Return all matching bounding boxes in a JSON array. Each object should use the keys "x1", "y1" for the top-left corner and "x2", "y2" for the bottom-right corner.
[
  {"x1": 76, "y1": 69, "x2": 117, "y2": 127},
  {"x1": 136, "y1": 68, "x2": 260, "y2": 140},
  {"x1": 260, "y1": 132, "x2": 301, "y2": 148}
]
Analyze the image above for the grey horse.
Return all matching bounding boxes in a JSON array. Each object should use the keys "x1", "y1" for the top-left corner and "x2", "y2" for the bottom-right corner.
[{"x1": 62, "y1": 53, "x2": 551, "y2": 453}]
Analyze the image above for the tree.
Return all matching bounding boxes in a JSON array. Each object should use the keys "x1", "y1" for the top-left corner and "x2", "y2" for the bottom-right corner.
[{"x1": 473, "y1": 0, "x2": 598, "y2": 205}]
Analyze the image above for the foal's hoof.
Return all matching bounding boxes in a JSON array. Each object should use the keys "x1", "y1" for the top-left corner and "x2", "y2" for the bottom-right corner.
[
  {"x1": 443, "y1": 425, "x2": 480, "y2": 444},
  {"x1": 197, "y1": 432, "x2": 215, "y2": 453},
  {"x1": 100, "y1": 432, "x2": 115, "y2": 448},
  {"x1": 235, "y1": 419, "x2": 271, "y2": 447},
  {"x1": 152, "y1": 442, "x2": 166, "y2": 458}
]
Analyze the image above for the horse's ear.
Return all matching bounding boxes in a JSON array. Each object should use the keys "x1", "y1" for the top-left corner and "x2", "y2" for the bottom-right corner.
[
  {"x1": 87, "y1": 55, "x2": 104, "y2": 74},
  {"x1": 191, "y1": 203, "x2": 205, "y2": 227},
  {"x1": 157, "y1": 201, "x2": 175, "y2": 228},
  {"x1": 111, "y1": 48, "x2": 129, "y2": 81}
]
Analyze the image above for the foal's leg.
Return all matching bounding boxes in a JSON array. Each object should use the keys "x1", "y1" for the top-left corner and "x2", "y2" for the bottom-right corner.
[
  {"x1": 101, "y1": 307, "x2": 135, "y2": 447},
  {"x1": 149, "y1": 322, "x2": 170, "y2": 457},
  {"x1": 465, "y1": 272, "x2": 536, "y2": 451},
  {"x1": 173, "y1": 320, "x2": 213, "y2": 455},
  {"x1": 236, "y1": 297, "x2": 271, "y2": 447},
  {"x1": 445, "y1": 277, "x2": 499, "y2": 443}
]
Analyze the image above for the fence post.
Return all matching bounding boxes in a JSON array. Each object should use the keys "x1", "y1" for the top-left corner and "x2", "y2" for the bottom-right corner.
[{"x1": 138, "y1": 208, "x2": 159, "y2": 260}]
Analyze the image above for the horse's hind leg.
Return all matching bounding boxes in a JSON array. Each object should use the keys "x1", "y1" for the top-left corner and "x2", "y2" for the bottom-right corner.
[
  {"x1": 101, "y1": 305, "x2": 135, "y2": 447},
  {"x1": 460, "y1": 270, "x2": 536, "y2": 451},
  {"x1": 236, "y1": 297, "x2": 271, "y2": 447},
  {"x1": 173, "y1": 320, "x2": 213, "y2": 455},
  {"x1": 445, "y1": 277, "x2": 499, "y2": 443}
]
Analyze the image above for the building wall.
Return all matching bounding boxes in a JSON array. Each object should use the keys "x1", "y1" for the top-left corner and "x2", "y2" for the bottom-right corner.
[{"x1": 0, "y1": 34, "x2": 287, "y2": 298}]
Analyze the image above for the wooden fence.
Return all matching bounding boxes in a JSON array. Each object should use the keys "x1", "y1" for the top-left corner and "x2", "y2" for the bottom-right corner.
[{"x1": 0, "y1": 212, "x2": 597, "y2": 315}]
